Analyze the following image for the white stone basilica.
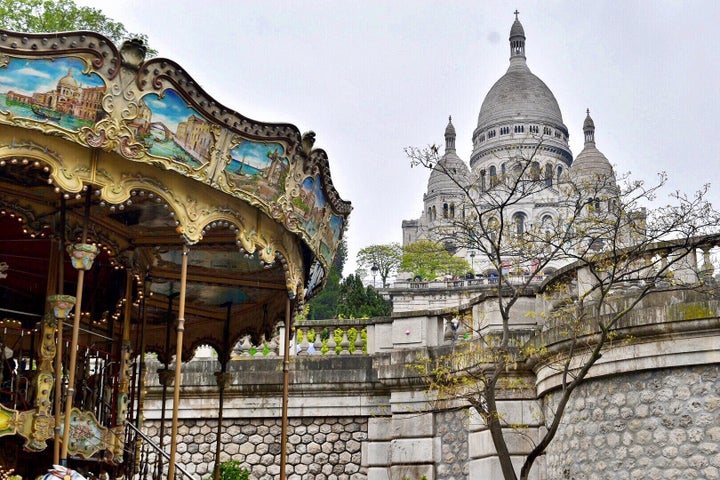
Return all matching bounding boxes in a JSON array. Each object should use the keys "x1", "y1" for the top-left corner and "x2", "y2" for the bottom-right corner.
[{"x1": 402, "y1": 13, "x2": 615, "y2": 275}]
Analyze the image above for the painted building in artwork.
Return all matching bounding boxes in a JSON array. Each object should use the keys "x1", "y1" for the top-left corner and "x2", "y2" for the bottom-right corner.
[
  {"x1": 6, "y1": 68, "x2": 105, "y2": 121},
  {"x1": 402, "y1": 13, "x2": 615, "y2": 276},
  {"x1": 176, "y1": 114, "x2": 213, "y2": 159}
]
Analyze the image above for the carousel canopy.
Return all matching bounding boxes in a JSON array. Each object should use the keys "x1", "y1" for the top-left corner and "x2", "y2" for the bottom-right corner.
[{"x1": 0, "y1": 30, "x2": 350, "y2": 361}]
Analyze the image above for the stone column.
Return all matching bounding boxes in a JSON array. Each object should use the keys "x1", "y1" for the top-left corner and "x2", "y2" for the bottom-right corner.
[{"x1": 467, "y1": 398, "x2": 545, "y2": 480}]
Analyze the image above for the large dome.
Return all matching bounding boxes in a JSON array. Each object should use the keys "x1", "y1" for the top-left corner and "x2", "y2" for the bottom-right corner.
[
  {"x1": 470, "y1": 15, "x2": 572, "y2": 168},
  {"x1": 476, "y1": 64, "x2": 564, "y2": 130}
]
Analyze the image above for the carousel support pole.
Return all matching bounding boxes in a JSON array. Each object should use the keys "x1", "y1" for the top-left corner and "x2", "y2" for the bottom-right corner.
[
  {"x1": 167, "y1": 244, "x2": 189, "y2": 480},
  {"x1": 280, "y1": 296, "x2": 292, "y2": 479},
  {"x1": 60, "y1": 186, "x2": 96, "y2": 465},
  {"x1": 114, "y1": 268, "x2": 134, "y2": 459},
  {"x1": 133, "y1": 276, "x2": 149, "y2": 477},
  {"x1": 118, "y1": 269, "x2": 134, "y2": 407},
  {"x1": 52, "y1": 196, "x2": 66, "y2": 465},
  {"x1": 157, "y1": 291, "x2": 177, "y2": 480},
  {"x1": 212, "y1": 301, "x2": 232, "y2": 480}
]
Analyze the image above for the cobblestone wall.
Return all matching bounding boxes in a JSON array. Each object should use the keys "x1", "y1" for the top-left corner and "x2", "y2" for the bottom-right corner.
[
  {"x1": 436, "y1": 409, "x2": 469, "y2": 480},
  {"x1": 544, "y1": 365, "x2": 720, "y2": 480},
  {"x1": 143, "y1": 416, "x2": 368, "y2": 480}
]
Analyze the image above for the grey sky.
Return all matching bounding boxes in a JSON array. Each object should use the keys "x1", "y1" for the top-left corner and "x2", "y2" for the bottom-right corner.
[{"x1": 78, "y1": 0, "x2": 720, "y2": 273}]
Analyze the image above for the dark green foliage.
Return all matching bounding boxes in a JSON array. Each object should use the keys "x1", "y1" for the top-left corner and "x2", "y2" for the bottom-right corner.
[
  {"x1": 336, "y1": 274, "x2": 392, "y2": 318},
  {"x1": 218, "y1": 460, "x2": 249, "y2": 480},
  {"x1": 307, "y1": 239, "x2": 347, "y2": 319}
]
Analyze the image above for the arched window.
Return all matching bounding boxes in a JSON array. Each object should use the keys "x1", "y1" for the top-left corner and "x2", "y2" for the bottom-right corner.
[
  {"x1": 443, "y1": 203, "x2": 449, "y2": 218},
  {"x1": 488, "y1": 217, "x2": 499, "y2": 242},
  {"x1": 450, "y1": 203, "x2": 455, "y2": 219},
  {"x1": 557, "y1": 166, "x2": 563, "y2": 184},
  {"x1": 541, "y1": 215, "x2": 553, "y2": 234},
  {"x1": 513, "y1": 212, "x2": 526, "y2": 235},
  {"x1": 489, "y1": 166, "x2": 497, "y2": 186},
  {"x1": 480, "y1": 169, "x2": 486, "y2": 191},
  {"x1": 545, "y1": 164, "x2": 553, "y2": 187},
  {"x1": 432, "y1": 206, "x2": 436, "y2": 220},
  {"x1": 501, "y1": 163, "x2": 506, "y2": 176},
  {"x1": 530, "y1": 162, "x2": 540, "y2": 180}
]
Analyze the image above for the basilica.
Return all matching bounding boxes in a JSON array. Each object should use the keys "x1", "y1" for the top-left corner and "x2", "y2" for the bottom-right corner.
[{"x1": 402, "y1": 14, "x2": 616, "y2": 276}]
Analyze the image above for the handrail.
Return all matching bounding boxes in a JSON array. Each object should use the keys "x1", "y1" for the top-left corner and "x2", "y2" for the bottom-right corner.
[{"x1": 125, "y1": 421, "x2": 197, "y2": 480}]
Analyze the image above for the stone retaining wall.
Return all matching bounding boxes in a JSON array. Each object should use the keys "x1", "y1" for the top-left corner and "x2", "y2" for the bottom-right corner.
[
  {"x1": 143, "y1": 416, "x2": 368, "y2": 480},
  {"x1": 544, "y1": 364, "x2": 720, "y2": 480}
]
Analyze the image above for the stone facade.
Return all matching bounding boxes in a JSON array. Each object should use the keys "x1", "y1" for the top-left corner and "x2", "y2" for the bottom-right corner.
[
  {"x1": 544, "y1": 365, "x2": 720, "y2": 480},
  {"x1": 143, "y1": 417, "x2": 368, "y2": 480},
  {"x1": 436, "y1": 409, "x2": 469, "y2": 480}
]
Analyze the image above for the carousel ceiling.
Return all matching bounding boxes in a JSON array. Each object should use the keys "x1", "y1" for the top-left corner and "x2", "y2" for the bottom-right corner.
[{"x1": 0, "y1": 29, "x2": 350, "y2": 360}]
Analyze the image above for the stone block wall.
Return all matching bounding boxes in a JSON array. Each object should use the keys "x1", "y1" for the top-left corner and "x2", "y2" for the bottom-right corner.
[
  {"x1": 143, "y1": 416, "x2": 368, "y2": 480},
  {"x1": 436, "y1": 409, "x2": 469, "y2": 479},
  {"x1": 544, "y1": 364, "x2": 720, "y2": 480}
]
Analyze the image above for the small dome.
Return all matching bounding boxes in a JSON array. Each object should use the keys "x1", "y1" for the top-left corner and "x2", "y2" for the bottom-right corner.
[
  {"x1": 445, "y1": 116, "x2": 456, "y2": 138},
  {"x1": 427, "y1": 150, "x2": 469, "y2": 194},
  {"x1": 428, "y1": 118, "x2": 469, "y2": 194},
  {"x1": 58, "y1": 69, "x2": 78, "y2": 88},
  {"x1": 510, "y1": 18, "x2": 525, "y2": 39},
  {"x1": 572, "y1": 111, "x2": 614, "y2": 183}
]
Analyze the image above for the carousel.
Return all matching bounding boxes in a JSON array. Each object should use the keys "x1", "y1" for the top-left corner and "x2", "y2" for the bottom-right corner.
[{"x1": 0, "y1": 29, "x2": 350, "y2": 479}]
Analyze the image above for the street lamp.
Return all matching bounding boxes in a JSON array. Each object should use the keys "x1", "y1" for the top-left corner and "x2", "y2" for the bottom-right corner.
[
  {"x1": 371, "y1": 263, "x2": 379, "y2": 287},
  {"x1": 470, "y1": 251, "x2": 475, "y2": 272}
]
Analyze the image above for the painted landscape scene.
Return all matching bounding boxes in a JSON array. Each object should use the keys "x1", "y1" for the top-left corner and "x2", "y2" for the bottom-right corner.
[
  {"x1": 0, "y1": 57, "x2": 106, "y2": 130},
  {"x1": 226, "y1": 140, "x2": 289, "y2": 202},
  {"x1": 129, "y1": 89, "x2": 213, "y2": 169}
]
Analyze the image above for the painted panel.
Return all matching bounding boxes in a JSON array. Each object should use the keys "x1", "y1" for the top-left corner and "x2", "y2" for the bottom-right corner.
[
  {"x1": 128, "y1": 89, "x2": 213, "y2": 169},
  {"x1": 226, "y1": 140, "x2": 289, "y2": 202},
  {"x1": 0, "y1": 57, "x2": 105, "y2": 130}
]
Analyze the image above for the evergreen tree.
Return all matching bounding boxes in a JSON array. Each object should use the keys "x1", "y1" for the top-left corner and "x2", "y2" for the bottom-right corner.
[{"x1": 307, "y1": 239, "x2": 346, "y2": 319}]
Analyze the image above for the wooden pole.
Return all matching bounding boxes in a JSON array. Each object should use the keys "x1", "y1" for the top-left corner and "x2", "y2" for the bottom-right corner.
[
  {"x1": 279, "y1": 296, "x2": 291, "y2": 479},
  {"x1": 167, "y1": 244, "x2": 189, "y2": 480},
  {"x1": 53, "y1": 196, "x2": 66, "y2": 465},
  {"x1": 212, "y1": 301, "x2": 232, "y2": 480},
  {"x1": 60, "y1": 187, "x2": 93, "y2": 465}
]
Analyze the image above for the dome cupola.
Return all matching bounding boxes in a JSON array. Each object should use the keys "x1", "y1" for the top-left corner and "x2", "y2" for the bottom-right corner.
[
  {"x1": 509, "y1": 10, "x2": 526, "y2": 61},
  {"x1": 427, "y1": 116, "x2": 469, "y2": 196},
  {"x1": 444, "y1": 115, "x2": 457, "y2": 152},
  {"x1": 571, "y1": 110, "x2": 614, "y2": 183}
]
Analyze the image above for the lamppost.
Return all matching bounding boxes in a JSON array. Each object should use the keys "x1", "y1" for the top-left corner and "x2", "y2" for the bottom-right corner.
[
  {"x1": 470, "y1": 251, "x2": 476, "y2": 273},
  {"x1": 371, "y1": 263, "x2": 379, "y2": 287}
]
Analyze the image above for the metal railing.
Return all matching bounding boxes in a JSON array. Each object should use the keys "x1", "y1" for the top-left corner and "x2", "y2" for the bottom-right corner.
[{"x1": 125, "y1": 421, "x2": 197, "y2": 480}]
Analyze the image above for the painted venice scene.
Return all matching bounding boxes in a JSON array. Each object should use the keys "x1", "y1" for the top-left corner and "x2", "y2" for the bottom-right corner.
[
  {"x1": 0, "y1": 57, "x2": 106, "y2": 130},
  {"x1": 128, "y1": 89, "x2": 213, "y2": 169}
]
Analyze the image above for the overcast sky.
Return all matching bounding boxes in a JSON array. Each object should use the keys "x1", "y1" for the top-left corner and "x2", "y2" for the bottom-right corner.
[{"x1": 78, "y1": 0, "x2": 720, "y2": 274}]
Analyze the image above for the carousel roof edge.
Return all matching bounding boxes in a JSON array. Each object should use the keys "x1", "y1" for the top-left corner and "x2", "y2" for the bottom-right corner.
[
  {"x1": 0, "y1": 27, "x2": 351, "y2": 294},
  {"x1": 0, "y1": 27, "x2": 121, "y2": 79}
]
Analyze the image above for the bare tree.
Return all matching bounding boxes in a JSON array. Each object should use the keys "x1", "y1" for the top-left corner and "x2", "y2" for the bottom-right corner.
[{"x1": 406, "y1": 139, "x2": 720, "y2": 480}]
